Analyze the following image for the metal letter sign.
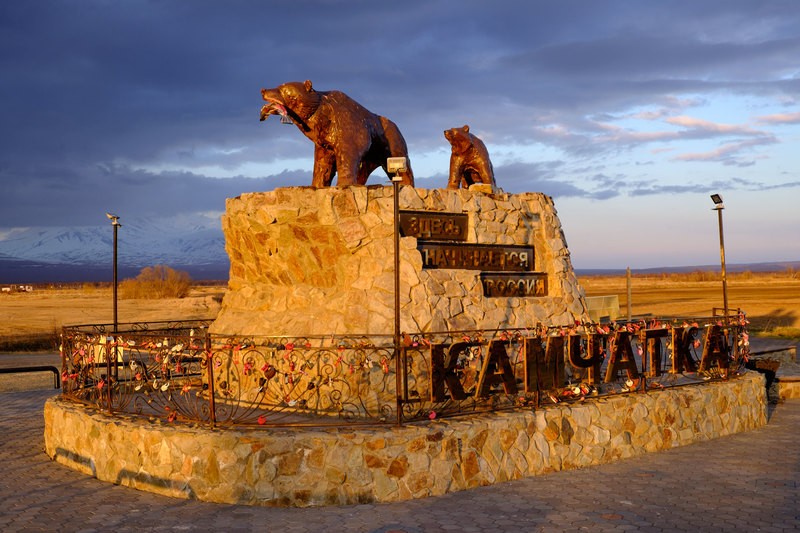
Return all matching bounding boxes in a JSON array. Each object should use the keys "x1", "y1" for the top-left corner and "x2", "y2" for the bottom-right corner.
[
  {"x1": 399, "y1": 211, "x2": 468, "y2": 241},
  {"x1": 480, "y1": 272, "x2": 547, "y2": 297},
  {"x1": 418, "y1": 242, "x2": 534, "y2": 271},
  {"x1": 399, "y1": 209, "x2": 548, "y2": 297}
]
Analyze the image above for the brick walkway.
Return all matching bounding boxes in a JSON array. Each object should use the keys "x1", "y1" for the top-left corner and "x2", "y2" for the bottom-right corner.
[{"x1": 1, "y1": 389, "x2": 798, "y2": 532}]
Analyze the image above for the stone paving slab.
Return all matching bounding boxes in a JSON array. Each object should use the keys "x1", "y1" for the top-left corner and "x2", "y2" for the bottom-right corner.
[{"x1": 1, "y1": 389, "x2": 798, "y2": 532}]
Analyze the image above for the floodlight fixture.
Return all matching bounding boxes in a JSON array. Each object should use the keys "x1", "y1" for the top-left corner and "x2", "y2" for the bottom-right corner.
[
  {"x1": 709, "y1": 194, "x2": 729, "y2": 322},
  {"x1": 387, "y1": 157, "x2": 407, "y2": 182}
]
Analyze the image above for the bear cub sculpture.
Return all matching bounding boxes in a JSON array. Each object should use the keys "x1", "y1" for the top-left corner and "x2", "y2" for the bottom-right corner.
[
  {"x1": 444, "y1": 125, "x2": 495, "y2": 189},
  {"x1": 260, "y1": 80, "x2": 414, "y2": 187}
]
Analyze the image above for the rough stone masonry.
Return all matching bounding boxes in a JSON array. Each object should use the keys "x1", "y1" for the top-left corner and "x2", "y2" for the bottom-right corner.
[{"x1": 210, "y1": 186, "x2": 588, "y2": 337}]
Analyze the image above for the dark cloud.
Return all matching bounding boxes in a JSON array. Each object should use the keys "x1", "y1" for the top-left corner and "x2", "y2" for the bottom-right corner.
[
  {"x1": 1, "y1": 0, "x2": 800, "y2": 230},
  {"x1": 0, "y1": 164, "x2": 308, "y2": 227},
  {"x1": 494, "y1": 162, "x2": 623, "y2": 200},
  {"x1": 628, "y1": 176, "x2": 800, "y2": 197}
]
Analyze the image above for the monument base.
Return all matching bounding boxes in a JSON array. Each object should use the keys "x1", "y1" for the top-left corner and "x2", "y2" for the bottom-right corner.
[
  {"x1": 211, "y1": 186, "x2": 587, "y2": 337},
  {"x1": 44, "y1": 373, "x2": 766, "y2": 507}
]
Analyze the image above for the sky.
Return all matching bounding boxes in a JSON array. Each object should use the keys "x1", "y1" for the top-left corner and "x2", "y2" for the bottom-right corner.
[{"x1": 1, "y1": 0, "x2": 799, "y2": 270}]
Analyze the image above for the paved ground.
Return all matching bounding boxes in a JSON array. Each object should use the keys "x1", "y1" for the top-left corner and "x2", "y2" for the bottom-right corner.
[{"x1": 0, "y1": 387, "x2": 798, "y2": 533}]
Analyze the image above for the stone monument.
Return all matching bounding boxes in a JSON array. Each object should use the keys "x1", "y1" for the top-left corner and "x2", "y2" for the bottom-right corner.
[
  {"x1": 211, "y1": 83, "x2": 588, "y2": 337},
  {"x1": 210, "y1": 185, "x2": 588, "y2": 337},
  {"x1": 42, "y1": 84, "x2": 761, "y2": 510}
]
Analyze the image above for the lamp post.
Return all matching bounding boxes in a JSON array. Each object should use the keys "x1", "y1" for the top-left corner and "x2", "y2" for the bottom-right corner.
[
  {"x1": 106, "y1": 213, "x2": 121, "y2": 333},
  {"x1": 710, "y1": 195, "x2": 728, "y2": 322},
  {"x1": 387, "y1": 157, "x2": 407, "y2": 425}
]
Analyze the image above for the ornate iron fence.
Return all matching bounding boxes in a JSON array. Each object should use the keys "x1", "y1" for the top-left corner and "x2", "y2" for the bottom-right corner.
[{"x1": 59, "y1": 314, "x2": 751, "y2": 427}]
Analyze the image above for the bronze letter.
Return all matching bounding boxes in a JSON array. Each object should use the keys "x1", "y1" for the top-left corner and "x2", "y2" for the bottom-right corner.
[
  {"x1": 699, "y1": 325, "x2": 729, "y2": 375},
  {"x1": 604, "y1": 331, "x2": 641, "y2": 383},
  {"x1": 475, "y1": 340, "x2": 518, "y2": 397},
  {"x1": 430, "y1": 342, "x2": 471, "y2": 401},
  {"x1": 670, "y1": 326, "x2": 698, "y2": 373},
  {"x1": 536, "y1": 335, "x2": 566, "y2": 391},
  {"x1": 640, "y1": 329, "x2": 669, "y2": 377},
  {"x1": 567, "y1": 333, "x2": 604, "y2": 385}
]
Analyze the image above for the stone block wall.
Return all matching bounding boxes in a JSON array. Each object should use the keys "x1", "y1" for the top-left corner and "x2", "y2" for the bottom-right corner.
[
  {"x1": 211, "y1": 186, "x2": 588, "y2": 337},
  {"x1": 778, "y1": 377, "x2": 800, "y2": 400},
  {"x1": 44, "y1": 372, "x2": 766, "y2": 507}
]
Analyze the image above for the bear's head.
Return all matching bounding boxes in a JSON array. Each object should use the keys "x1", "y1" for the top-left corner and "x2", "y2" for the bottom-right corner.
[
  {"x1": 260, "y1": 80, "x2": 322, "y2": 123},
  {"x1": 444, "y1": 125, "x2": 473, "y2": 154}
]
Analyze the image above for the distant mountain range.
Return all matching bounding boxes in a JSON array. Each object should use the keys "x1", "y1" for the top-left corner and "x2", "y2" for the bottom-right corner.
[
  {"x1": 0, "y1": 217, "x2": 229, "y2": 283},
  {"x1": 0, "y1": 220, "x2": 797, "y2": 284},
  {"x1": 576, "y1": 261, "x2": 800, "y2": 276}
]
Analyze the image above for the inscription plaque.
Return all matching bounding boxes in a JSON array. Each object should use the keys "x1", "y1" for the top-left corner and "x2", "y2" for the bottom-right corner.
[
  {"x1": 399, "y1": 208, "x2": 547, "y2": 298},
  {"x1": 419, "y1": 242, "x2": 534, "y2": 271},
  {"x1": 480, "y1": 272, "x2": 548, "y2": 297},
  {"x1": 399, "y1": 211, "x2": 468, "y2": 241}
]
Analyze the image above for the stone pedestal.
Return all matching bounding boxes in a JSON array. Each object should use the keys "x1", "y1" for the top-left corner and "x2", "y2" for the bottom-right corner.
[
  {"x1": 210, "y1": 186, "x2": 588, "y2": 337},
  {"x1": 44, "y1": 374, "x2": 768, "y2": 506}
]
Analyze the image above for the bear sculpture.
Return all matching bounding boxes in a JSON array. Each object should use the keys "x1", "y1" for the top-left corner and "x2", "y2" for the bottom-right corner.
[
  {"x1": 444, "y1": 125, "x2": 495, "y2": 189},
  {"x1": 260, "y1": 80, "x2": 414, "y2": 187}
]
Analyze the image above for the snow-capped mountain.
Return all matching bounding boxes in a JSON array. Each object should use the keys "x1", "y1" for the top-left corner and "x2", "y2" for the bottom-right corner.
[{"x1": 0, "y1": 214, "x2": 229, "y2": 282}]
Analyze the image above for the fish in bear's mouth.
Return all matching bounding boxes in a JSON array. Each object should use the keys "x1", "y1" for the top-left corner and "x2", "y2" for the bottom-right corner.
[{"x1": 259, "y1": 100, "x2": 290, "y2": 123}]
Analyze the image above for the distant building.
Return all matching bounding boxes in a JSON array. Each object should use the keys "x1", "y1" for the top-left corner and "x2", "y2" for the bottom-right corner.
[{"x1": 0, "y1": 285, "x2": 34, "y2": 293}]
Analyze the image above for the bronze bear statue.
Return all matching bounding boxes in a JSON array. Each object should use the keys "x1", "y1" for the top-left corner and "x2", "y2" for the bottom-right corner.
[
  {"x1": 444, "y1": 125, "x2": 495, "y2": 189},
  {"x1": 260, "y1": 80, "x2": 414, "y2": 187}
]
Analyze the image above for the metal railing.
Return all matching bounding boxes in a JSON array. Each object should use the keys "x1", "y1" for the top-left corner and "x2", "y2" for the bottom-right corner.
[
  {"x1": 58, "y1": 314, "x2": 751, "y2": 428},
  {"x1": 0, "y1": 365, "x2": 61, "y2": 389}
]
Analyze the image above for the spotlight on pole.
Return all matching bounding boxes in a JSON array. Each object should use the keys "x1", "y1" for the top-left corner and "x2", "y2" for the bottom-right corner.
[
  {"x1": 106, "y1": 213, "x2": 121, "y2": 333},
  {"x1": 387, "y1": 157, "x2": 407, "y2": 425},
  {"x1": 710, "y1": 194, "x2": 728, "y2": 322}
]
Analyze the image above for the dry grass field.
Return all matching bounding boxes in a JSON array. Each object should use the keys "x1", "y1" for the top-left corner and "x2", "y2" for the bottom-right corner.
[
  {"x1": 1, "y1": 272, "x2": 799, "y2": 351},
  {"x1": 0, "y1": 285, "x2": 224, "y2": 350},
  {"x1": 580, "y1": 271, "x2": 800, "y2": 335}
]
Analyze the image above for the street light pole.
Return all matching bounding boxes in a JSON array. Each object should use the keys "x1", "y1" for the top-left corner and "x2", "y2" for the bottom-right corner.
[
  {"x1": 387, "y1": 157, "x2": 407, "y2": 426},
  {"x1": 392, "y1": 178, "x2": 401, "y2": 353},
  {"x1": 106, "y1": 213, "x2": 121, "y2": 333},
  {"x1": 710, "y1": 195, "x2": 729, "y2": 322}
]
